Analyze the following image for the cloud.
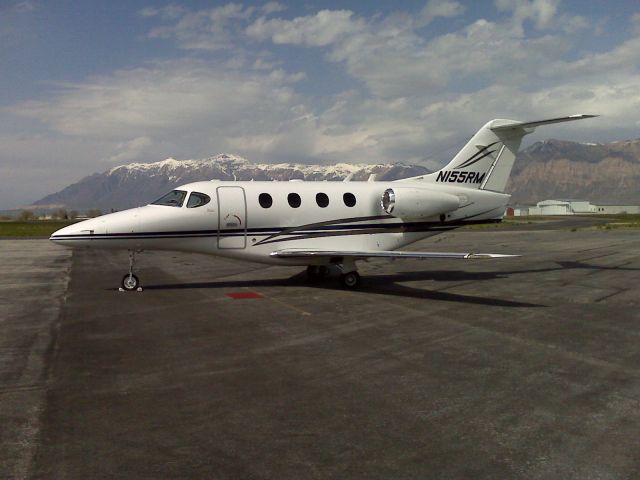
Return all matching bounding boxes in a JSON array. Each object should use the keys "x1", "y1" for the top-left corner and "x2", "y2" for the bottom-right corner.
[
  {"x1": 494, "y1": 0, "x2": 559, "y2": 30},
  {"x1": 8, "y1": 59, "x2": 328, "y2": 171},
  {"x1": 145, "y1": 3, "x2": 255, "y2": 50},
  {"x1": 108, "y1": 136, "x2": 153, "y2": 163},
  {"x1": 139, "y1": 5, "x2": 186, "y2": 19},
  {"x1": 631, "y1": 12, "x2": 640, "y2": 34},
  {"x1": 494, "y1": 0, "x2": 589, "y2": 35},
  {"x1": 10, "y1": 60, "x2": 304, "y2": 139},
  {"x1": 246, "y1": 10, "x2": 364, "y2": 46},
  {"x1": 14, "y1": 1, "x2": 35, "y2": 13},
  {"x1": 261, "y1": 2, "x2": 286, "y2": 15},
  {"x1": 418, "y1": 0, "x2": 465, "y2": 26},
  {"x1": 245, "y1": 2, "x2": 593, "y2": 102}
]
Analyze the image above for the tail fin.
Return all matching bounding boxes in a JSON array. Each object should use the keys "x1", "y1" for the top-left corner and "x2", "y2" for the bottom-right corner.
[{"x1": 414, "y1": 115, "x2": 597, "y2": 192}]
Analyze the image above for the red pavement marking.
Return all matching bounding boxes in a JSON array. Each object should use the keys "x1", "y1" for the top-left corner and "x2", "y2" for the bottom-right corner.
[{"x1": 226, "y1": 292, "x2": 264, "y2": 299}]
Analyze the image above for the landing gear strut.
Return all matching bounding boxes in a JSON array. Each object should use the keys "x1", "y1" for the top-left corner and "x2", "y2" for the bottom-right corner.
[
  {"x1": 120, "y1": 250, "x2": 142, "y2": 292},
  {"x1": 339, "y1": 259, "x2": 360, "y2": 289}
]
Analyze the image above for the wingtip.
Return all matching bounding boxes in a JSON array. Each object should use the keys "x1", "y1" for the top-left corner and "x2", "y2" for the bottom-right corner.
[{"x1": 466, "y1": 253, "x2": 521, "y2": 259}]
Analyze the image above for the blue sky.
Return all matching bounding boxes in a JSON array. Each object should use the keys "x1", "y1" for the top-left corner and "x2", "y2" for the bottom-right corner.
[{"x1": 2, "y1": 0, "x2": 640, "y2": 209}]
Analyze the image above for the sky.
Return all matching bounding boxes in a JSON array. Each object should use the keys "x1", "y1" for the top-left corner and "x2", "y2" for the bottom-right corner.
[{"x1": 1, "y1": 0, "x2": 640, "y2": 209}]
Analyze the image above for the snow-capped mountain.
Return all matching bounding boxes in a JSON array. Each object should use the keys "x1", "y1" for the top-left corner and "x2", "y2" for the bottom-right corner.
[
  {"x1": 33, "y1": 154, "x2": 431, "y2": 210},
  {"x1": 32, "y1": 138, "x2": 640, "y2": 212}
]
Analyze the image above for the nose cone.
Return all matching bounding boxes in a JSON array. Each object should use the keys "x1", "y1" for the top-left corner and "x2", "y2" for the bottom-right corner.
[
  {"x1": 49, "y1": 218, "x2": 106, "y2": 247},
  {"x1": 49, "y1": 208, "x2": 142, "y2": 247}
]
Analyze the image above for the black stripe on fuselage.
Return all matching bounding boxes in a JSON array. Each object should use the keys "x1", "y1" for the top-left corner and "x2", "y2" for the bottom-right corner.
[{"x1": 50, "y1": 219, "x2": 500, "y2": 244}]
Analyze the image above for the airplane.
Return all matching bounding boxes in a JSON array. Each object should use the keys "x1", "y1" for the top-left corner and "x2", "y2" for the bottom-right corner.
[{"x1": 50, "y1": 114, "x2": 597, "y2": 291}]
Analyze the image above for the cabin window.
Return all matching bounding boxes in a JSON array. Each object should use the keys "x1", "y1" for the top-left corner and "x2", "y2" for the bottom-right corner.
[
  {"x1": 343, "y1": 192, "x2": 356, "y2": 207},
  {"x1": 187, "y1": 192, "x2": 210, "y2": 208},
  {"x1": 316, "y1": 193, "x2": 329, "y2": 208},
  {"x1": 152, "y1": 190, "x2": 187, "y2": 207},
  {"x1": 259, "y1": 193, "x2": 273, "y2": 208},
  {"x1": 288, "y1": 193, "x2": 302, "y2": 208}
]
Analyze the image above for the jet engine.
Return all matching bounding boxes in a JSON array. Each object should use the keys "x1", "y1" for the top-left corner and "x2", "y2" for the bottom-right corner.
[{"x1": 381, "y1": 187, "x2": 460, "y2": 220}]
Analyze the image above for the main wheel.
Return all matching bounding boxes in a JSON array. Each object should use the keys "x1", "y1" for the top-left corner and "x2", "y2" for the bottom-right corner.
[
  {"x1": 121, "y1": 273, "x2": 140, "y2": 291},
  {"x1": 340, "y1": 271, "x2": 360, "y2": 289}
]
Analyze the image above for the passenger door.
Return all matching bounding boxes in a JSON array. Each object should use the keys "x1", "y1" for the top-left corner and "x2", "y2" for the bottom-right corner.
[{"x1": 216, "y1": 186, "x2": 247, "y2": 249}]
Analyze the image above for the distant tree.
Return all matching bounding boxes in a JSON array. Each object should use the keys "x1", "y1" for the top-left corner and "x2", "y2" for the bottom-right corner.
[
  {"x1": 69, "y1": 210, "x2": 79, "y2": 219},
  {"x1": 18, "y1": 210, "x2": 36, "y2": 221},
  {"x1": 53, "y1": 209, "x2": 69, "y2": 220},
  {"x1": 86, "y1": 209, "x2": 102, "y2": 218}
]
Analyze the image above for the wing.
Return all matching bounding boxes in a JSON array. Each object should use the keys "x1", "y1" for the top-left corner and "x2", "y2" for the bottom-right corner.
[{"x1": 270, "y1": 249, "x2": 518, "y2": 260}]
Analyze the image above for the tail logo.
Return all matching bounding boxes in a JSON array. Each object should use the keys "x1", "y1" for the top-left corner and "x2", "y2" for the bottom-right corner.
[{"x1": 453, "y1": 141, "x2": 500, "y2": 169}]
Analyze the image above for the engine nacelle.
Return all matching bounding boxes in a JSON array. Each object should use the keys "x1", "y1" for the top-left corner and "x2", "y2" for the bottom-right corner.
[{"x1": 381, "y1": 187, "x2": 460, "y2": 219}]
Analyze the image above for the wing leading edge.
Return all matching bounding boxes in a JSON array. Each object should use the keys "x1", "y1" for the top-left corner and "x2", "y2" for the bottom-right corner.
[{"x1": 270, "y1": 249, "x2": 518, "y2": 260}]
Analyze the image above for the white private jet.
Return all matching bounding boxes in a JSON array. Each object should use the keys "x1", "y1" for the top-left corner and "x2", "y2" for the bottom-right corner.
[{"x1": 50, "y1": 114, "x2": 596, "y2": 290}]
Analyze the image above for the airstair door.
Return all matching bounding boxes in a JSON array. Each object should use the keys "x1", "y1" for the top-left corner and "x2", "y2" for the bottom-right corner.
[{"x1": 216, "y1": 186, "x2": 247, "y2": 249}]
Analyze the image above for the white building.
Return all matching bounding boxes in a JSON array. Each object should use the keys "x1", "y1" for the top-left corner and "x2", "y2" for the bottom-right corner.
[
  {"x1": 513, "y1": 200, "x2": 640, "y2": 216},
  {"x1": 592, "y1": 204, "x2": 640, "y2": 214}
]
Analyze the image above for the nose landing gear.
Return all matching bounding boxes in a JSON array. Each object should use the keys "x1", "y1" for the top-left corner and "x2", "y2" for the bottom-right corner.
[{"x1": 120, "y1": 250, "x2": 143, "y2": 292}]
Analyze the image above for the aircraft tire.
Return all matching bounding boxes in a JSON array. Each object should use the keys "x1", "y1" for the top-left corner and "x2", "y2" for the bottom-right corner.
[
  {"x1": 340, "y1": 271, "x2": 360, "y2": 289},
  {"x1": 121, "y1": 273, "x2": 140, "y2": 291}
]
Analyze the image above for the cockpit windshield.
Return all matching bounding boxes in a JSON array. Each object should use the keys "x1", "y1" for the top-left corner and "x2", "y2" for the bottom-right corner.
[{"x1": 152, "y1": 190, "x2": 187, "y2": 207}]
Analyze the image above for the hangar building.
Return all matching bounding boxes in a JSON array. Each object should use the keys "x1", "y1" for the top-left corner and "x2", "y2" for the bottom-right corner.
[{"x1": 511, "y1": 200, "x2": 640, "y2": 216}]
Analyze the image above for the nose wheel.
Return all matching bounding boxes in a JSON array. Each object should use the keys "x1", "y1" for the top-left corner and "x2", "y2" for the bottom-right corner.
[
  {"x1": 119, "y1": 250, "x2": 143, "y2": 292},
  {"x1": 121, "y1": 273, "x2": 140, "y2": 291}
]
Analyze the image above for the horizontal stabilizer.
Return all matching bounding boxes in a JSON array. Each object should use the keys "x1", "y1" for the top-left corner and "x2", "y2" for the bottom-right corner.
[
  {"x1": 490, "y1": 114, "x2": 598, "y2": 131},
  {"x1": 270, "y1": 249, "x2": 519, "y2": 260}
]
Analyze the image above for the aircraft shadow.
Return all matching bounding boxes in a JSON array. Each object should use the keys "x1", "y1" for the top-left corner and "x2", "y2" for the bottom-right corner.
[
  {"x1": 141, "y1": 259, "x2": 639, "y2": 308},
  {"x1": 144, "y1": 269, "x2": 543, "y2": 308}
]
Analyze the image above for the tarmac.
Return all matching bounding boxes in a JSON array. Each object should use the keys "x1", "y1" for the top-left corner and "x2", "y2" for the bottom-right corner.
[{"x1": 1, "y1": 221, "x2": 640, "y2": 479}]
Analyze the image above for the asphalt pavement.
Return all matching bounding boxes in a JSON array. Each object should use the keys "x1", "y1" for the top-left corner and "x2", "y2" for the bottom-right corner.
[{"x1": 2, "y1": 225, "x2": 640, "y2": 479}]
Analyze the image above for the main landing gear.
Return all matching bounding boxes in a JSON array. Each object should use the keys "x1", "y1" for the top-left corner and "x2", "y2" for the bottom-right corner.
[
  {"x1": 338, "y1": 258, "x2": 360, "y2": 289},
  {"x1": 120, "y1": 250, "x2": 143, "y2": 292},
  {"x1": 306, "y1": 259, "x2": 361, "y2": 289},
  {"x1": 340, "y1": 271, "x2": 360, "y2": 289}
]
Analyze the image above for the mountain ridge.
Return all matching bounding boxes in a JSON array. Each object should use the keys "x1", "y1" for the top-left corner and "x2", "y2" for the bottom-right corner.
[
  {"x1": 33, "y1": 154, "x2": 431, "y2": 210},
  {"x1": 32, "y1": 139, "x2": 640, "y2": 211}
]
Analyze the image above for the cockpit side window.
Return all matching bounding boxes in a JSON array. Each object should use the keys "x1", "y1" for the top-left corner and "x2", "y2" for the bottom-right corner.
[
  {"x1": 187, "y1": 192, "x2": 211, "y2": 208},
  {"x1": 152, "y1": 190, "x2": 187, "y2": 207}
]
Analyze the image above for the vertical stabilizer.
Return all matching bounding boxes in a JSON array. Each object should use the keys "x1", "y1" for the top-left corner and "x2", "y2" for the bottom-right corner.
[{"x1": 409, "y1": 115, "x2": 597, "y2": 193}]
